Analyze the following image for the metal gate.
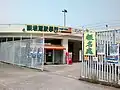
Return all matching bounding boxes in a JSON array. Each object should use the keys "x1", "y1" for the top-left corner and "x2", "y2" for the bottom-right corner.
[
  {"x1": 0, "y1": 38, "x2": 44, "y2": 71},
  {"x1": 80, "y1": 30, "x2": 120, "y2": 85}
]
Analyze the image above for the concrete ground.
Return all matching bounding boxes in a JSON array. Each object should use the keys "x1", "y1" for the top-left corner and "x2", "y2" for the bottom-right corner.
[
  {"x1": 44, "y1": 63, "x2": 81, "y2": 79},
  {"x1": 0, "y1": 62, "x2": 119, "y2": 90}
]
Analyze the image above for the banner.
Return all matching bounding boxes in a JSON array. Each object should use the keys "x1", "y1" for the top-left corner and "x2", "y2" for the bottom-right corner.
[
  {"x1": 97, "y1": 44, "x2": 105, "y2": 55},
  {"x1": 105, "y1": 56, "x2": 118, "y2": 64},
  {"x1": 84, "y1": 32, "x2": 96, "y2": 56},
  {"x1": 109, "y1": 44, "x2": 119, "y2": 56}
]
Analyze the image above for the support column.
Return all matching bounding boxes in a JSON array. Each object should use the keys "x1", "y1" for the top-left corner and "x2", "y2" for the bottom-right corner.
[
  {"x1": 62, "y1": 39, "x2": 68, "y2": 64},
  {"x1": 6, "y1": 38, "x2": 8, "y2": 42},
  {"x1": 44, "y1": 49, "x2": 46, "y2": 64},
  {"x1": 52, "y1": 49, "x2": 54, "y2": 64}
]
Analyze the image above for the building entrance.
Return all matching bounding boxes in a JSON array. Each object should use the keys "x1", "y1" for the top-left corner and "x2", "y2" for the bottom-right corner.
[
  {"x1": 45, "y1": 49, "x2": 53, "y2": 63},
  {"x1": 68, "y1": 40, "x2": 82, "y2": 62}
]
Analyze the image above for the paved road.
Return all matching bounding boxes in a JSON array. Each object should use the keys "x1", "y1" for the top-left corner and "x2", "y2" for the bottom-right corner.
[
  {"x1": 0, "y1": 62, "x2": 119, "y2": 90},
  {"x1": 44, "y1": 63, "x2": 81, "y2": 79}
]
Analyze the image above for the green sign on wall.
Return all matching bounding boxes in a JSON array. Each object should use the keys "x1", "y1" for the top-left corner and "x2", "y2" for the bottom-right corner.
[{"x1": 26, "y1": 25, "x2": 69, "y2": 33}]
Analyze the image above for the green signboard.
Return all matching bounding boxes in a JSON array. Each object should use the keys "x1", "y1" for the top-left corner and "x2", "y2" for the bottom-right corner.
[
  {"x1": 84, "y1": 32, "x2": 96, "y2": 56},
  {"x1": 26, "y1": 25, "x2": 69, "y2": 33}
]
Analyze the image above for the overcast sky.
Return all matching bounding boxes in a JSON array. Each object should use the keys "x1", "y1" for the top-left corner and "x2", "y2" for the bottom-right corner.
[{"x1": 0, "y1": 0, "x2": 120, "y2": 28}]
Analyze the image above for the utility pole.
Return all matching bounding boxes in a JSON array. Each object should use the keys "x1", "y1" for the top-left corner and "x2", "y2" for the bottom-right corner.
[{"x1": 62, "y1": 9, "x2": 67, "y2": 27}]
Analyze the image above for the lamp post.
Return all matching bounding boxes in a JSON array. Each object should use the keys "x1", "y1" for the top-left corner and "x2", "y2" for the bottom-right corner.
[{"x1": 62, "y1": 9, "x2": 67, "y2": 27}]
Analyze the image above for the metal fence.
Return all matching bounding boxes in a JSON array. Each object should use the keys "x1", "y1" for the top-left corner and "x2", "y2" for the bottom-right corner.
[
  {"x1": 0, "y1": 38, "x2": 44, "y2": 70},
  {"x1": 80, "y1": 30, "x2": 120, "y2": 85},
  {"x1": 81, "y1": 55, "x2": 120, "y2": 83}
]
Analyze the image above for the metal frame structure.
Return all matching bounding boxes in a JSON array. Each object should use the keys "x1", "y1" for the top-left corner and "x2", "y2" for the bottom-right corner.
[{"x1": 80, "y1": 29, "x2": 120, "y2": 85}]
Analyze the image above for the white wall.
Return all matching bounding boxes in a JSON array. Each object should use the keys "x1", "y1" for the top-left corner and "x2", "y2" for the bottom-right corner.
[
  {"x1": 0, "y1": 24, "x2": 26, "y2": 32},
  {"x1": 61, "y1": 39, "x2": 68, "y2": 64}
]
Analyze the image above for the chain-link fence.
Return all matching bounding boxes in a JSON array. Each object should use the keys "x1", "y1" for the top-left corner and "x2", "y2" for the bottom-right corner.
[{"x1": 0, "y1": 38, "x2": 44, "y2": 70}]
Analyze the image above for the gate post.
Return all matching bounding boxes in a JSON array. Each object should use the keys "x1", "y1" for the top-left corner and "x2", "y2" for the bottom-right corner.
[{"x1": 80, "y1": 30, "x2": 84, "y2": 77}]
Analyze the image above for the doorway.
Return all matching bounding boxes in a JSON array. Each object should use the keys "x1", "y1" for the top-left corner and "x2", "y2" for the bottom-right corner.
[
  {"x1": 46, "y1": 49, "x2": 53, "y2": 63},
  {"x1": 68, "y1": 40, "x2": 82, "y2": 62}
]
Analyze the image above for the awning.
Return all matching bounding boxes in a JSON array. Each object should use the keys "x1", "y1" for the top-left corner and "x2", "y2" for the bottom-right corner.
[{"x1": 44, "y1": 45, "x2": 65, "y2": 50}]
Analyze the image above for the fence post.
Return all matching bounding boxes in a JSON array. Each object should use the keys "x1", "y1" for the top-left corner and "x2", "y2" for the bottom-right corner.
[
  {"x1": 31, "y1": 34, "x2": 34, "y2": 68},
  {"x1": 12, "y1": 37, "x2": 15, "y2": 64},
  {"x1": 41, "y1": 36, "x2": 45, "y2": 71},
  {"x1": 81, "y1": 31, "x2": 84, "y2": 77},
  {"x1": 118, "y1": 66, "x2": 120, "y2": 84},
  {"x1": 19, "y1": 36, "x2": 22, "y2": 65},
  {"x1": 115, "y1": 64, "x2": 117, "y2": 82},
  {"x1": 96, "y1": 32, "x2": 99, "y2": 80}
]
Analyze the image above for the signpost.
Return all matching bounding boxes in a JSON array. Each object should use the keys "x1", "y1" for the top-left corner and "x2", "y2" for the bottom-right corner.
[
  {"x1": 84, "y1": 31, "x2": 96, "y2": 56},
  {"x1": 83, "y1": 31, "x2": 96, "y2": 79}
]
